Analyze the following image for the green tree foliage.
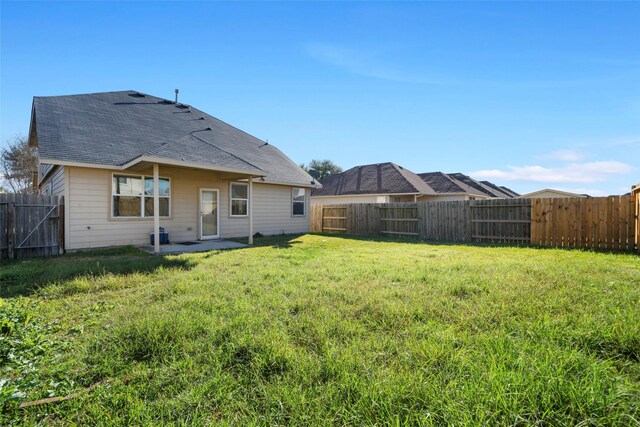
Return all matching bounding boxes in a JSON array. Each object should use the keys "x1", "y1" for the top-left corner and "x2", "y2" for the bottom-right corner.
[
  {"x1": 1, "y1": 135, "x2": 37, "y2": 194},
  {"x1": 300, "y1": 159, "x2": 343, "y2": 181}
]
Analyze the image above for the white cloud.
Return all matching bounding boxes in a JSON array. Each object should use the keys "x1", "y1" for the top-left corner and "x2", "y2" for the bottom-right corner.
[
  {"x1": 607, "y1": 137, "x2": 640, "y2": 147},
  {"x1": 304, "y1": 42, "x2": 409, "y2": 82},
  {"x1": 470, "y1": 161, "x2": 632, "y2": 184},
  {"x1": 538, "y1": 149, "x2": 585, "y2": 162},
  {"x1": 303, "y1": 42, "x2": 634, "y2": 88}
]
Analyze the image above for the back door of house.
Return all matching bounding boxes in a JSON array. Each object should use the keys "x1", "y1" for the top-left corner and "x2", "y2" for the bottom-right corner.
[{"x1": 199, "y1": 189, "x2": 219, "y2": 239}]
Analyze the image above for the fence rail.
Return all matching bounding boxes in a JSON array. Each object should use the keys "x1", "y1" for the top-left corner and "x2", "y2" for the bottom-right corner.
[
  {"x1": 0, "y1": 194, "x2": 64, "y2": 260},
  {"x1": 311, "y1": 195, "x2": 638, "y2": 252}
]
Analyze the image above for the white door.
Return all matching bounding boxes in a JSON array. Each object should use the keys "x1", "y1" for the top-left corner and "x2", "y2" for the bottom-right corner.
[{"x1": 199, "y1": 189, "x2": 219, "y2": 239}]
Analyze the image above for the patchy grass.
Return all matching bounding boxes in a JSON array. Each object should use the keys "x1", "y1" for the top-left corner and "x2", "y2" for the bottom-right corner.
[{"x1": 1, "y1": 234, "x2": 639, "y2": 425}]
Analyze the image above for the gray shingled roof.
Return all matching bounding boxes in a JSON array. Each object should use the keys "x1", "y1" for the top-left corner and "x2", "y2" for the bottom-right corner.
[
  {"x1": 479, "y1": 180, "x2": 520, "y2": 198},
  {"x1": 32, "y1": 90, "x2": 315, "y2": 186},
  {"x1": 417, "y1": 172, "x2": 487, "y2": 197},
  {"x1": 498, "y1": 185, "x2": 520, "y2": 198},
  {"x1": 447, "y1": 173, "x2": 503, "y2": 198},
  {"x1": 312, "y1": 163, "x2": 436, "y2": 196}
]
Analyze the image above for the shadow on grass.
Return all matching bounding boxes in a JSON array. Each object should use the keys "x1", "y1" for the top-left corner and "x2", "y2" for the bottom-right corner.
[
  {"x1": 309, "y1": 232, "x2": 639, "y2": 255},
  {"x1": 0, "y1": 246, "x2": 195, "y2": 298},
  {"x1": 229, "y1": 234, "x2": 305, "y2": 249}
]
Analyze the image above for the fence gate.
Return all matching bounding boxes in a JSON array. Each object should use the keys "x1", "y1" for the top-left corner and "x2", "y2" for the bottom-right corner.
[{"x1": 1, "y1": 194, "x2": 64, "y2": 260}]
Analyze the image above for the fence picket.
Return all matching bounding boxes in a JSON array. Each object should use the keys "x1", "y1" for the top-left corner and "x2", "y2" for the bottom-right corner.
[{"x1": 0, "y1": 194, "x2": 64, "y2": 260}]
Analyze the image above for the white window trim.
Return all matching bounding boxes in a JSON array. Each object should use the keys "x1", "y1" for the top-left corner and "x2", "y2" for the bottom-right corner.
[
  {"x1": 111, "y1": 172, "x2": 171, "y2": 219},
  {"x1": 292, "y1": 187, "x2": 306, "y2": 217},
  {"x1": 229, "y1": 182, "x2": 249, "y2": 217}
]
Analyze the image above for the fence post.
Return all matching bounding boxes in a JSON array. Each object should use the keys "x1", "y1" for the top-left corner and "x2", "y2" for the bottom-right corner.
[
  {"x1": 7, "y1": 202, "x2": 15, "y2": 259},
  {"x1": 58, "y1": 197, "x2": 65, "y2": 254},
  {"x1": 633, "y1": 185, "x2": 640, "y2": 253}
]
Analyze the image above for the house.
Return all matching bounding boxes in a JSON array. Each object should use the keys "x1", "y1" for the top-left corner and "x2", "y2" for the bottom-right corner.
[
  {"x1": 310, "y1": 162, "x2": 437, "y2": 205},
  {"x1": 447, "y1": 173, "x2": 519, "y2": 199},
  {"x1": 519, "y1": 189, "x2": 588, "y2": 198},
  {"x1": 417, "y1": 172, "x2": 493, "y2": 201},
  {"x1": 310, "y1": 163, "x2": 518, "y2": 205},
  {"x1": 30, "y1": 90, "x2": 318, "y2": 253}
]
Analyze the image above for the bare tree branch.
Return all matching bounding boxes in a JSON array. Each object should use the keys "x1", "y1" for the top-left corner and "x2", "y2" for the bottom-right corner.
[{"x1": 1, "y1": 135, "x2": 38, "y2": 194}]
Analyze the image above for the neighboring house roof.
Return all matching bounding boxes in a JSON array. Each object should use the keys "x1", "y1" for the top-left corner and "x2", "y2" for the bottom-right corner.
[
  {"x1": 30, "y1": 90, "x2": 316, "y2": 186},
  {"x1": 498, "y1": 185, "x2": 520, "y2": 198},
  {"x1": 519, "y1": 188, "x2": 588, "y2": 198},
  {"x1": 417, "y1": 172, "x2": 488, "y2": 197},
  {"x1": 312, "y1": 162, "x2": 437, "y2": 197},
  {"x1": 479, "y1": 180, "x2": 520, "y2": 198},
  {"x1": 447, "y1": 173, "x2": 514, "y2": 198}
]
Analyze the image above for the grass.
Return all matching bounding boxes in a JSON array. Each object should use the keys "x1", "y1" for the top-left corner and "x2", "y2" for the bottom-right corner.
[{"x1": 1, "y1": 234, "x2": 639, "y2": 425}]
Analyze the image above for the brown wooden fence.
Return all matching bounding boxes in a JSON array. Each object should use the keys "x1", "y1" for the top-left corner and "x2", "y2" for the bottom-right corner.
[
  {"x1": 634, "y1": 185, "x2": 640, "y2": 253},
  {"x1": 311, "y1": 195, "x2": 638, "y2": 252},
  {"x1": 531, "y1": 196, "x2": 635, "y2": 251},
  {"x1": 470, "y1": 199, "x2": 531, "y2": 243},
  {"x1": 311, "y1": 200, "x2": 531, "y2": 243},
  {"x1": 0, "y1": 194, "x2": 64, "y2": 260}
]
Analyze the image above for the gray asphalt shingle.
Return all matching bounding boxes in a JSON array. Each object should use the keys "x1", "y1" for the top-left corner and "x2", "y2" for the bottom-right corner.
[
  {"x1": 312, "y1": 163, "x2": 436, "y2": 197},
  {"x1": 33, "y1": 90, "x2": 315, "y2": 186}
]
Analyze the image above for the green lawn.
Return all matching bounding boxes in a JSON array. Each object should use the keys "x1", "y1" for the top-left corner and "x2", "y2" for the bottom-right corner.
[{"x1": 1, "y1": 234, "x2": 639, "y2": 426}]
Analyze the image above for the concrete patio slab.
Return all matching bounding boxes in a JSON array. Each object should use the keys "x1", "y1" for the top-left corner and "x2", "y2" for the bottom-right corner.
[{"x1": 140, "y1": 239, "x2": 247, "y2": 255}]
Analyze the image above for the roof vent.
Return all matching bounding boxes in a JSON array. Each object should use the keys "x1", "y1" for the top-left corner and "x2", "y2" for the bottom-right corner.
[
  {"x1": 205, "y1": 126, "x2": 212, "y2": 131},
  {"x1": 175, "y1": 104, "x2": 189, "y2": 109},
  {"x1": 129, "y1": 92, "x2": 145, "y2": 98}
]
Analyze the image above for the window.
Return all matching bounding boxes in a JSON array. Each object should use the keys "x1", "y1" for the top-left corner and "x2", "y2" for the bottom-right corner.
[
  {"x1": 112, "y1": 174, "x2": 170, "y2": 218},
  {"x1": 230, "y1": 183, "x2": 248, "y2": 216},
  {"x1": 292, "y1": 188, "x2": 305, "y2": 216}
]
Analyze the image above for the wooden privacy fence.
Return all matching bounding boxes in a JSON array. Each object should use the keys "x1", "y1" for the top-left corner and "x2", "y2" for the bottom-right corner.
[
  {"x1": 311, "y1": 195, "x2": 638, "y2": 252},
  {"x1": 312, "y1": 199, "x2": 531, "y2": 243},
  {"x1": 531, "y1": 196, "x2": 635, "y2": 251},
  {"x1": 0, "y1": 194, "x2": 64, "y2": 260}
]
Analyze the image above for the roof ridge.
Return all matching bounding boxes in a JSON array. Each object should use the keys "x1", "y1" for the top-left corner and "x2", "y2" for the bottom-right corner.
[{"x1": 391, "y1": 163, "x2": 436, "y2": 195}]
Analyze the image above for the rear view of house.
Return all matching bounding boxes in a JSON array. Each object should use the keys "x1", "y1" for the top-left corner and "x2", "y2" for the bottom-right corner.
[{"x1": 30, "y1": 90, "x2": 318, "y2": 252}]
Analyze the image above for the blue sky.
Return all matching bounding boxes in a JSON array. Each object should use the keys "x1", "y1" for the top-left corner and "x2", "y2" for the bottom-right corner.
[{"x1": 1, "y1": 1, "x2": 638, "y2": 196}]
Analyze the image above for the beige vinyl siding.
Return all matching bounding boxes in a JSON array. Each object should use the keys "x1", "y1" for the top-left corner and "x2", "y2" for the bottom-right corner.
[
  {"x1": 251, "y1": 184, "x2": 310, "y2": 236},
  {"x1": 417, "y1": 194, "x2": 470, "y2": 202},
  {"x1": 39, "y1": 163, "x2": 54, "y2": 184},
  {"x1": 39, "y1": 165, "x2": 65, "y2": 196},
  {"x1": 66, "y1": 166, "x2": 309, "y2": 250},
  {"x1": 311, "y1": 195, "x2": 390, "y2": 205},
  {"x1": 519, "y1": 190, "x2": 586, "y2": 199},
  {"x1": 389, "y1": 195, "x2": 415, "y2": 202}
]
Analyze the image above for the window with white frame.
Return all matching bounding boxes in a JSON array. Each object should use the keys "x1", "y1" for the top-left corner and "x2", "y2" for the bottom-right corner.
[
  {"x1": 112, "y1": 174, "x2": 170, "y2": 218},
  {"x1": 230, "y1": 182, "x2": 248, "y2": 216},
  {"x1": 292, "y1": 188, "x2": 305, "y2": 216}
]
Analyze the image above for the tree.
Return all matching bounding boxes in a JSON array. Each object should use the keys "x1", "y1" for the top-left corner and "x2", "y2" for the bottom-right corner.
[
  {"x1": 1, "y1": 135, "x2": 38, "y2": 193},
  {"x1": 300, "y1": 159, "x2": 343, "y2": 181}
]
